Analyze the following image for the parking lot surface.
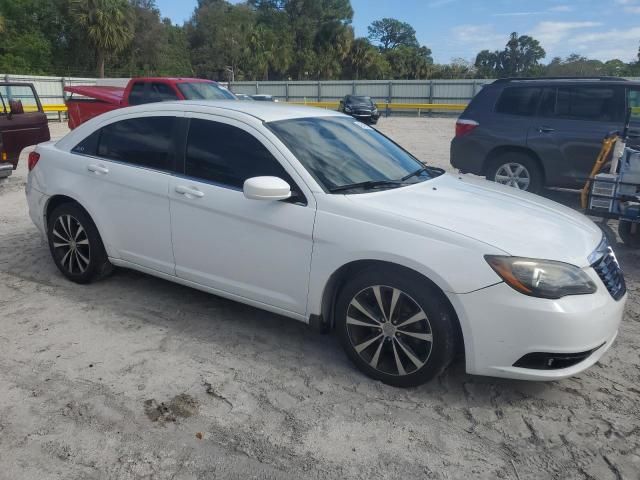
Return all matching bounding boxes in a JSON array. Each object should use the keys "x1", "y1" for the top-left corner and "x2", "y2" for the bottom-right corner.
[{"x1": 1, "y1": 119, "x2": 639, "y2": 480}]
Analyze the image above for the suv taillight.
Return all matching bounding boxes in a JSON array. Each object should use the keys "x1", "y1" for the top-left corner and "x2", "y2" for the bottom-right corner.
[
  {"x1": 28, "y1": 151, "x2": 41, "y2": 171},
  {"x1": 455, "y1": 119, "x2": 479, "y2": 137}
]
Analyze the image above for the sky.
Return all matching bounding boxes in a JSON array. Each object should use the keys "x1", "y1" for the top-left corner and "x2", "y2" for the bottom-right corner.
[{"x1": 155, "y1": 0, "x2": 640, "y2": 64}]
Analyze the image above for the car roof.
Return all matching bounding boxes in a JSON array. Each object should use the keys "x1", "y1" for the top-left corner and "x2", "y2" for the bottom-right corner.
[
  {"x1": 62, "y1": 101, "x2": 345, "y2": 142},
  {"x1": 490, "y1": 77, "x2": 640, "y2": 88}
]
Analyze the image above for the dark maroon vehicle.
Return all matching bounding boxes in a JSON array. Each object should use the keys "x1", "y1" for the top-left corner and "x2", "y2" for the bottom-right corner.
[{"x1": 0, "y1": 83, "x2": 50, "y2": 178}]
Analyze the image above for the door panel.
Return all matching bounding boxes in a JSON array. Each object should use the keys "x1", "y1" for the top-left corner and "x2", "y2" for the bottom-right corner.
[
  {"x1": 82, "y1": 159, "x2": 175, "y2": 274},
  {"x1": 69, "y1": 114, "x2": 179, "y2": 275},
  {"x1": 169, "y1": 115, "x2": 315, "y2": 315},
  {"x1": 527, "y1": 86, "x2": 625, "y2": 187},
  {"x1": 0, "y1": 111, "x2": 50, "y2": 166},
  {"x1": 528, "y1": 119, "x2": 621, "y2": 186}
]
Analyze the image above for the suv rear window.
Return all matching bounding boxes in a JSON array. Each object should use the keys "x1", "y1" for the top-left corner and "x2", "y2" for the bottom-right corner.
[{"x1": 495, "y1": 87, "x2": 541, "y2": 116}]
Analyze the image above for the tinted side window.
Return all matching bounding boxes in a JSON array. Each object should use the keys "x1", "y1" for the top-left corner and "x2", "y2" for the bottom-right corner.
[
  {"x1": 148, "y1": 83, "x2": 179, "y2": 102},
  {"x1": 97, "y1": 116, "x2": 175, "y2": 171},
  {"x1": 185, "y1": 119, "x2": 292, "y2": 189},
  {"x1": 629, "y1": 88, "x2": 640, "y2": 124},
  {"x1": 542, "y1": 86, "x2": 624, "y2": 122},
  {"x1": 129, "y1": 82, "x2": 146, "y2": 105},
  {"x1": 495, "y1": 87, "x2": 541, "y2": 116},
  {"x1": 72, "y1": 130, "x2": 100, "y2": 156}
]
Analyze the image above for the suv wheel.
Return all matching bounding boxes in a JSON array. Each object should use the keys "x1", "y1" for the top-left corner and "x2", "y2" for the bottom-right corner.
[
  {"x1": 47, "y1": 203, "x2": 113, "y2": 283},
  {"x1": 486, "y1": 153, "x2": 543, "y2": 194},
  {"x1": 336, "y1": 267, "x2": 457, "y2": 387}
]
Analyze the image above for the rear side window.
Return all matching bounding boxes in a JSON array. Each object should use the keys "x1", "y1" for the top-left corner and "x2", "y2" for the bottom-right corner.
[
  {"x1": 97, "y1": 116, "x2": 176, "y2": 171},
  {"x1": 495, "y1": 87, "x2": 541, "y2": 116},
  {"x1": 71, "y1": 130, "x2": 100, "y2": 156},
  {"x1": 185, "y1": 118, "x2": 293, "y2": 189},
  {"x1": 148, "y1": 83, "x2": 179, "y2": 102},
  {"x1": 540, "y1": 86, "x2": 624, "y2": 122},
  {"x1": 128, "y1": 82, "x2": 146, "y2": 105}
]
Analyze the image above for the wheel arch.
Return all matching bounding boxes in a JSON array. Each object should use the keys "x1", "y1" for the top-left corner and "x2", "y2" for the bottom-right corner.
[
  {"x1": 483, "y1": 146, "x2": 545, "y2": 182},
  {"x1": 44, "y1": 194, "x2": 113, "y2": 257},
  {"x1": 318, "y1": 259, "x2": 465, "y2": 355}
]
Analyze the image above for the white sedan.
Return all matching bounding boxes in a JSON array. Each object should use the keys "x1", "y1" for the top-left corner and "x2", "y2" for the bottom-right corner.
[{"x1": 25, "y1": 101, "x2": 626, "y2": 387}]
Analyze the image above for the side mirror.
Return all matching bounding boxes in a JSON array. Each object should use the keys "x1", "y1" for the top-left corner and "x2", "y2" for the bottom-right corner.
[{"x1": 243, "y1": 176, "x2": 291, "y2": 201}]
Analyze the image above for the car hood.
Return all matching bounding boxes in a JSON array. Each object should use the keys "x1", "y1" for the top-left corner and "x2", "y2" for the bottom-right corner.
[
  {"x1": 346, "y1": 173, "x2": 602, "y2": 267},
  {"x1": 347, "y1": 103, "x2": 374, "y2": 109}
]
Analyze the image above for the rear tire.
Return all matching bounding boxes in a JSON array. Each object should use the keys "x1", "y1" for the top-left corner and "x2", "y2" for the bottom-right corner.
[
  {"x1": 618, "y1": 220, "x2": 640, "y2": 248},
  {"x1": 486, "y1": 152, "x2": 543, "y2": 194},
  {"x1": 47, "y1": 203, "x2": 113, "y2": 284},
  {"x1": 335, "y1": 266, "x2": 457, "y2": 387}
]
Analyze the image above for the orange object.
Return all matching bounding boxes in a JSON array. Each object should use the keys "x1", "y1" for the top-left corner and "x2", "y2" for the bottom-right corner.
[{"x1": 581, "y1": 135, "x2": 618, "y2": 209}]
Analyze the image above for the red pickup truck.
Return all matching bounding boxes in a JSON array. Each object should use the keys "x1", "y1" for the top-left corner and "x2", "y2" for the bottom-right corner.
[
  {"x1": 1, "y1": 82, "x2": 51, "y2": 178},
  {"x1": 64, "y1": 77, "x2": 236, "y2": 129}
]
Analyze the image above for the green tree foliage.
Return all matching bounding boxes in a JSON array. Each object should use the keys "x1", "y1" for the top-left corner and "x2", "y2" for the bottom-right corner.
[
  {"x1": 474, "y1": 32, "x2": 545, "y2": 78},
  {"x1": 70, "y1": 0, "x2": 134, "y2": 77},
  {"x1": 367, "y1": 18, "x2": 418, "y2": 51},
  {"x1": 1, "y1": 0, "x2": 639, "y2": 81}
]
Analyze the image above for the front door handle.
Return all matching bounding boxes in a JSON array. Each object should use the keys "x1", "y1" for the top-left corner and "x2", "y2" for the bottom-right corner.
[
  {"x1": 537, "y1": 126, "x2": 555, "y2": 134},
  {"x1": 175, "y1": 185, "x2": 204, "y2": 198},
  {"x1": 87, "y1": 164, "x2": 109, "y2": 175}
]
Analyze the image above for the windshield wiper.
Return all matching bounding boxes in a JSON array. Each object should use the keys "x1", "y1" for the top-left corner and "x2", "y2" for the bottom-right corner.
[
  {"x1": 328, "y1": 179, "x2": 406, "y2": 193},
  {"x1": 401, "y1": 167, "x2": 428, "y2": 181},
  {"x1": 401, "y1": 165, "x2": 445, "y2": 181}
]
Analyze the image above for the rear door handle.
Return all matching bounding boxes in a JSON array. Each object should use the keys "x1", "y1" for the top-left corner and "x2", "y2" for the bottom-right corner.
[
  {"x1": 175, "y1": 185, "x2": 204, "y2": 198},
  {"x1": 537, "y1": 126, "x2": 555, "y2": 134},
  {"x1": 87, "y1": 164, "x2": 109, "y2": 175}
]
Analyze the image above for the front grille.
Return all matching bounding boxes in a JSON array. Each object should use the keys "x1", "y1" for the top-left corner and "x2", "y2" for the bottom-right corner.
[{"x1": 592, "y1": 245, "x2": 626, "y2": 301}]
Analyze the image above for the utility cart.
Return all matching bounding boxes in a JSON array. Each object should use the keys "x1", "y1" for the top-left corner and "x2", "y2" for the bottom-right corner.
[{"x1": 582, "y1": 109, "x2": 640, "y2": 247}]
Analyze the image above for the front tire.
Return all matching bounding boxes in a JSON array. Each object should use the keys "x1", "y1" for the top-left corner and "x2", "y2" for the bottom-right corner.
[
  {"x1": 486, "y1": 152, "x2": 543, "y2": 194},
  {"x1": 47, "y1": 203, "x2": 113, "y2": 284},
  {"x1": 336, "y1": 267, "x2": 457, "y2": 387}
]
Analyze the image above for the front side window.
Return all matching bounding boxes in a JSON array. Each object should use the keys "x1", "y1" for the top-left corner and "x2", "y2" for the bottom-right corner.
[
  {"x1": 540, "y1": 86, "x2": 624, "y2": 122},
  {"x1": 96, "y1": 116, "x2": 175, "y2": 171},
  {"x1": 495, "y1": 87, "x2": 541, "y2": 116},
  {"x1": 177, "y1": 82, "x2": 236, "y2": 100},
  {"x1": 185, "y1": 118, "x2": 293, "y2": 189},
  {"x1": 0, "y1": 84, "x2": 40, "y2": 114},
  {"x1": 267, "y1": 116, "x2": 436, "y2": 192}
]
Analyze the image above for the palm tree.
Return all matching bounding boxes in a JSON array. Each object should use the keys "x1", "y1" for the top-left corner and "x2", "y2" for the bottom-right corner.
[{"x1": 70, "y1": 0, "x2": 133, "y2": 77}]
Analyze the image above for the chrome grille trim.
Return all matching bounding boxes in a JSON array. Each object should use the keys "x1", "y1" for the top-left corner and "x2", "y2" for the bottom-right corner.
[{"x1": 590, "y1": 237, "x2": 626, "y2": 301}]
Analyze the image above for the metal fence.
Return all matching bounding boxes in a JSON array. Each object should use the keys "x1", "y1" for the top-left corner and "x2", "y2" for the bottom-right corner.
[
  {"x1": 1, "y1": 74, "x2": 96, "y2": 106},
  {"x1": 229, "y1": 79, "x2": 494, "y2": 104},
  {"x1": 1, "y1": 74, "x2": 493, "y2": 106}
]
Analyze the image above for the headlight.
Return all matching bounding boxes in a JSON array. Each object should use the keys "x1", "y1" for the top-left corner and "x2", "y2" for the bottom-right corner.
[
  {"x1": 372, "y1": 107, "x2": 378, "y2": 113},
  {"x1": 344, "y1": 106, "x2": 352, "y2": 112},
  {"x1": 485, "y1": 256, "x2": 597, "y2": 299}
]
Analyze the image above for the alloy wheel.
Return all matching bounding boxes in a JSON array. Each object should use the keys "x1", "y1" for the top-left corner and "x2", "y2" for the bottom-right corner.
[
  {"x1": 494, "y1": 162, "x2": 531, "y2": 190},
  {"x1": 52, "y1": 214, "x2": 91, "y2": 274},
  {"x1": 346, "y1": 285, "x2": 433, "y2": 376}
]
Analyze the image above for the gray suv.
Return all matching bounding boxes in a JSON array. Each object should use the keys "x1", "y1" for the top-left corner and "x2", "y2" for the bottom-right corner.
[{"x1": 451, "y1": 77, "x2": 640, "y2": 193}]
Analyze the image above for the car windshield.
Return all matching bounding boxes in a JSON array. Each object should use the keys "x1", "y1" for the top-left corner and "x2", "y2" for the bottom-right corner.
[
  {"x1": 267, "y1": 116, "x2": 439, "y2": 193},
  {"x1": 177, "y1": 82, "x2": 236, "y2": 100},
  {"x1": 347, "y1": 96, "x2": 373, "y2": 105}
]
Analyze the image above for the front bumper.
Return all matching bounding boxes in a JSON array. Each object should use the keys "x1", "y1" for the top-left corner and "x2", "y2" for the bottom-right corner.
[{"x1": 448, "y1": 270, "x2": 626, "y2": 381}]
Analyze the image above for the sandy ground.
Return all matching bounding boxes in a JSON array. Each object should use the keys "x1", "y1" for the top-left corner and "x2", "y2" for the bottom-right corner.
[{"x1": 0, "y1": 118, "x2": 639, "y2": 480}]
